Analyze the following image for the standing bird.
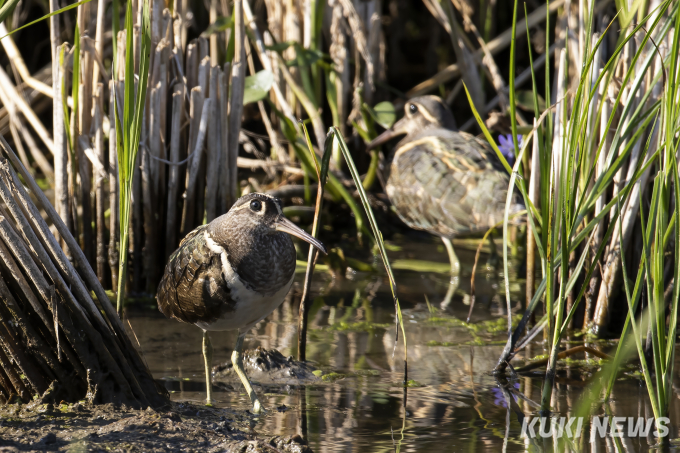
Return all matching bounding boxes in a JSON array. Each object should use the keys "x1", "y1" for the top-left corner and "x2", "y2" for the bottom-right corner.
[
  {"x1": 367, "y1": 96, "x2": 524, "y2": 285},
  {"x1": 157, "y1": 193, "x2": 326, "y2": 412}
]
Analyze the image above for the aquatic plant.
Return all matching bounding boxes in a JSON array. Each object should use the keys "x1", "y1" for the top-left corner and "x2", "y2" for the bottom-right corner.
[
  {"x1": 113, "y1": 0, "x2": 152, "y2": 315},
  {"x1": 465, "y1": 0, "x2": 680, "y2": 423}
]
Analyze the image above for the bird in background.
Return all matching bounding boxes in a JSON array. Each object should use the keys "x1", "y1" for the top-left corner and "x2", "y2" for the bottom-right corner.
[
  {"x1": 157, "y1": 193, "x2": 326, "y2": 413},
  {"x1": 367, "y1": 95, "x2": 524, "y2": 304}
]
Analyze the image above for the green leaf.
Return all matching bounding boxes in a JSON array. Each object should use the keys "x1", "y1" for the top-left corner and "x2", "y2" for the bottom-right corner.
[
  {"x1": 243, "y1": 70, "x2": 274, "y2": 105},
  {"x1": 0, "y1": 0, "x2": 20, "y2": 26},
  {"x1": 265, "y1": 41, "x2": 295, "y2": 52},
  {"x1": 368, "y1": 101, "x2": 396, "y2": 129},
  {"x1": 201, "y1": 15, "x2": 231, "y2": 37},
  {"x1": 286, "y1": 47, "x2": 324, "y2": 68},
  {"x1": 515, "y1": 90, "x2": 546, "y2": 111}
]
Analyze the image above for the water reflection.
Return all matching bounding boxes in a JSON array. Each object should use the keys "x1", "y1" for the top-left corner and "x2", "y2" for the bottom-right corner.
[{"x1": 126, "y1": 238, "x2": 679, "y2": 452}]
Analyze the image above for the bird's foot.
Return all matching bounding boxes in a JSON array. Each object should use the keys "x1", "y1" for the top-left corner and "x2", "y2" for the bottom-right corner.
[
  {"x1": 251, "y1": 399, "x2": 265, "y2": 414},
  {"x1": 205, "y1": 400, "x2": 214, "y2": 407}
]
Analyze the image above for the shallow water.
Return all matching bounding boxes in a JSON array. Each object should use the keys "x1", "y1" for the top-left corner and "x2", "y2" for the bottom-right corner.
[{"x1": 126, "y1": 237, "x2": 680, "y2": 452}]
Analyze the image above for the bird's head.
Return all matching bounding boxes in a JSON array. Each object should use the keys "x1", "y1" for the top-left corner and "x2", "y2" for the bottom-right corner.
[
  {"x1": 209, "y1": 193, "x2": 327, "y2": 255},
  {"x1": 367, "y1": 96, "x2": 457, "y2": 151}
]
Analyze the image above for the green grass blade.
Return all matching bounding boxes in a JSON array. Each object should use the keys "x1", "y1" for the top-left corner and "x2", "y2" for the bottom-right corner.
[
  {"x1": 0, "y1": 0, "x2": 92, "y2": 40},
  {"x1": 332, "y1": 127, "x2": 407, "y2": 369}
]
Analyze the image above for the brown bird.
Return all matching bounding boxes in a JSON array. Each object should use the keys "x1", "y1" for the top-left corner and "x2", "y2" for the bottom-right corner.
[
  {"x1": 367, "y1": 96, "x2": 523, "y2": 279},
  {"x1": 157, "y1": 193, "x2": 326, "y2": 412}
]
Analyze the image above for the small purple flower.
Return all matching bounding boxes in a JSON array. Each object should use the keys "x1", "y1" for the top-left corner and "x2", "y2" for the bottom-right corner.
[
  {"x1": 497, "y1": 134, "x2": 522, "y2": 167},
  {"x1": 491, "y1": 383, "x2": 521, "y2": 408}
]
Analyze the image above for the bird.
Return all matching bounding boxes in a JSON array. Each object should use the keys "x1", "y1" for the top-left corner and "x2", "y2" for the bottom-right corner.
[
  {"x1": 367, "y1": 96, "x2": 524, "y2": 297},
  {"x1": 156, "y1": 192, "x2": 327, "y2": 413}
]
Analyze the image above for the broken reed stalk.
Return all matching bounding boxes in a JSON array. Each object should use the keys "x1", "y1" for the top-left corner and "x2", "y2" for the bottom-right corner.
[
  {"x1": 297, "y1": 126, "x2": 332, "y2": 362},
  {"x1": 0, "y1": 136, "x2": 167, "y2": 407}
]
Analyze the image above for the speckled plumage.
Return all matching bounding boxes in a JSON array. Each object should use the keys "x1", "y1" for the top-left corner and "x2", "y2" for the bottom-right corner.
[
  {"x1": 157, "y1": 193, "x2": 297, "y2": 331},
  {"x1": 156, "y1": 192, "x2": 325, "y2": 410},
  {"x1": 373, "y1": 96, "x2": 524, "y2": 239}
]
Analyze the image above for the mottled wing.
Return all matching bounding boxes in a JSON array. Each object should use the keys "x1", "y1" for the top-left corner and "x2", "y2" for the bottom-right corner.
[
  {"x1": 387, "y1": 131, "x2": 524, "y2": 237},
  {"x1": 157, "y1": 225, "x2": 235, "y2": 325}
]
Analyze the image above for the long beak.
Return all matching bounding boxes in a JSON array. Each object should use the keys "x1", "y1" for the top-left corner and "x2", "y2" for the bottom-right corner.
[
  {"x1": 275, "y1": 216, "x2": 328, "y2": 255},
  {"x1": 366, "y1": 117, "x2": 408, "y2": 151}
]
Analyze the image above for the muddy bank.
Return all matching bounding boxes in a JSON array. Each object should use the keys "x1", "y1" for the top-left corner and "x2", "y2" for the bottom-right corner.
[{"x1": 0, "y1": 400, "x2": 311, "y2": 452}]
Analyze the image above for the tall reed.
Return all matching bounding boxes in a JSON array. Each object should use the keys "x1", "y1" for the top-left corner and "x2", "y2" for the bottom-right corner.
[
  {"x1": 466, "y1": 0, "x2": 680, "y2": 418},
  {"x1": 113, "y1": 0, "x2": 151, "y2": 314}
]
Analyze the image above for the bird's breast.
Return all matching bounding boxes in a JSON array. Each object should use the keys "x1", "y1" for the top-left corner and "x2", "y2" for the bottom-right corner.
[{"x1": 200, "y1": 231, "x2": 295, "y2": 331}]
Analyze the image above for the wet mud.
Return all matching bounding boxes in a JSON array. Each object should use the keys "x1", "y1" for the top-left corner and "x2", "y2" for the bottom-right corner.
[{"x1": 0, "y1": 399, "x2": 311, "y2": 452}]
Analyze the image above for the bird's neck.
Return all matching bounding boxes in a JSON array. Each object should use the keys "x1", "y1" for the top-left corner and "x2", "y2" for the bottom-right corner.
[{"x1": 224, "y1": 231, "x2": 296, "y2": 295}]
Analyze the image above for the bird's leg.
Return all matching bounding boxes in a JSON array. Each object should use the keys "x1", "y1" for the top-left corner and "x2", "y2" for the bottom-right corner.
[
  {"x1": 202, "y1": 330, "x2": 214, "y2": 406},
  {"x1": 440, "y1": 237, "x2": 460, "y2": 309},
  {"x1": 487, "y1": 234, "x2": 499, "y2": 269},
  {"x1": 232, "y1": 330, "x2": 263, "y2": 413},
  {"x1": 441, "y1": 237, "x2": 460, "y2": 277}
]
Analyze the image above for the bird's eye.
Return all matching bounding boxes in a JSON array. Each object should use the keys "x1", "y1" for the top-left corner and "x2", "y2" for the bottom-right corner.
[
  {"x1": 409, "y1": 104, "x2": 418, "y2": 114},
  {"x1": 250, "y1": 200, "x2": 262, "y2": 212}
]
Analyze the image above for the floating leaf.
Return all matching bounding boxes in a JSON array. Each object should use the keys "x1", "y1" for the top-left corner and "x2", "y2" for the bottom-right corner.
[{"x1": 243, "y1": 70, "x2": 274, "y2": 105}]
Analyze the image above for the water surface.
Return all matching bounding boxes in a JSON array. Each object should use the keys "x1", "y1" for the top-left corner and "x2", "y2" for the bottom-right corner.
[{"x1": 126, "y1": 237, "x2": 680, "y2": 452}]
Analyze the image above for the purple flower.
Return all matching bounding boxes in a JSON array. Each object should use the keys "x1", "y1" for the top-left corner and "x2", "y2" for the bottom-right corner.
[
  {"x1": 491, "y1": 383, "x2": 521, "y2": 408},
  {"x1": 497, "y1": 134, "x2": 522, "y2": 167}
]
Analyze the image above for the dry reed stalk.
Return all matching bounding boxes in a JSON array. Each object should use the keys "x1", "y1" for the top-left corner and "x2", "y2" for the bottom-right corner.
[
  {"x1": 209, "y1": 0, "x2": 219, "y2": 66},
  {"x1": 227, "y1": 0, "x2": 246, "y2": 209},
  {"x1": 0, "y1": 66, "x2": 54, "y2": 155},
  {"x1": 276, "y1": 53, "x2": 326, "y2": 153},
  {"x1": 0, "y1": 344, "x2": 30, "y2": 401},
  {"x1": 337, "y1": 0, "x2": 374, "y2": 94},
  {"x1": 243, "y1": 1, "x2": 297, "y2": 126},
  {"x1": 54, "y1": 42, "x2": 69, "y2": 241},
  {"x1": 141, "y1": 148, "x2": 157, "y2": 292},
  {"x1": 205, "y1": 66, "x2": 221, "y2": 222},
  {"x1": 0, "y1": 308, "x2": 49, "y2": 395},
  {"x1": 591, "y1": 40, "x2": 665, "y2": 335},
  {"x1": 78, "y1": 45, "x2": 95, "y2": 269},
  {"x1": 0, "y1": 80, "x2": 55, "y2": 183},
  {"x1": 194, "y1": 56, "x2": 210, "y2": 221},
  {"x1": 93, "y1": 0, "x2": 106, "y2": 85},
  {"x1": 423, "y1": 0, "x2": 483, "y2": 109},
  {"x1": 0, "y1": 185, "x2": 139, "y2": 404},
  {"x1": 185, "y1": 41, "x2": 198, "y2": 90},
  {"x1": 0, "y1": 272, "x2": 79, "y2": 399},
  {"x1": 244, "y1": 38, "x2": 285, "y2": 164},
  {"x1": 457, "y1": 3, "x2": 508, "y2": 112},
  {"x1": 0, "y1": 66, "x2": 53, "y2": 138},
  {"x1": 166, "y1": 84, "x2": 184, "y2": 259},
  {"x1": 329, "y1": 2, "x2": 350, "y2": 137},
  {"x1": 157, "y1": 40, "x2": 169, "y2": 195},
  {"x1": 117, "y1": 30, "x2": 127, "y2": 80},
  {"x1": 1, "y1": 137, "x2": 167, "y2": 407},
  {"x1": 183, "y1": 98, "x2": 211, "y2": 232},
  {"x1": 526, "y1": 118, "x2": 540, "y2": 312},
  {"x1": 283, "y1": 0, "x2": 301, "y2": 116},
  {"x1": 218, "y1": 65, "x2": 231, "y2": 214},
  {"x1": 7, "y1": 122, "x2": 30, "y2": 170},
  {"x1": 93, "y1": 84, "x2": 106, "y2": 285},
  {"x1": 408, "y1": 0, "x2": 565, "y2": 97},
  {"x1": 180, "y1": 87, "x2": 205, "y2": 234},
  {"x1": 0, "y1": 227, "x2": 54, "y2": 335},
  {"x1": 0, "y1": 24, "x2": 53, "y2": 98}
]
